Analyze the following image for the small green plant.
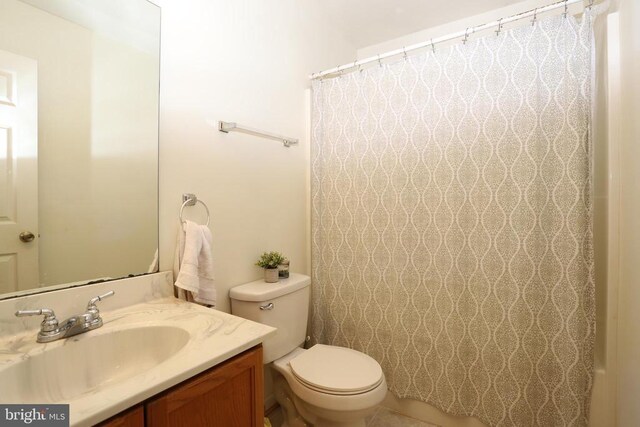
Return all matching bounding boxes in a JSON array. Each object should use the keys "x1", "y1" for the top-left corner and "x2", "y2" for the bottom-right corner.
[{"x1": 255, "y1": 251, "x2": 285, "y2": 269}]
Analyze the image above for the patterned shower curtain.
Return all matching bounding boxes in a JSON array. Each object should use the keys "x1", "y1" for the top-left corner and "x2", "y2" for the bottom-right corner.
[{"x1": 311, "y1": 9, "x2": 598, "y2": 427}]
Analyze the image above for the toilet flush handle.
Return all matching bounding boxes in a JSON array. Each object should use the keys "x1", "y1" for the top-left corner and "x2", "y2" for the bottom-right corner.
[{"x1": 260, "y1": 302, "x2": 274, "y2": 311}]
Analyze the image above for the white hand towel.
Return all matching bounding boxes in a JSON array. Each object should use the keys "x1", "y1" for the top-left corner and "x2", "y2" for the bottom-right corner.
[{"x1": 174, "y1": 220, "x2": 216, "y2": 306}]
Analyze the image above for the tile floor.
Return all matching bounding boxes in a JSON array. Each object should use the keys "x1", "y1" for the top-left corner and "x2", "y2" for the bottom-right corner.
[
  {"x1": 267, "y1": 405, "x2": 439, "y2": 427},
  {"x1": 365, "y1": 407, "x2": 439, "y2": 426}
]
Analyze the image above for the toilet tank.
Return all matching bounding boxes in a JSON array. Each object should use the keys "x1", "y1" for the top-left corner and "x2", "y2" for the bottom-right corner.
[{"x1": 230, "y1": 273, "x2": 311, "y2": 363}]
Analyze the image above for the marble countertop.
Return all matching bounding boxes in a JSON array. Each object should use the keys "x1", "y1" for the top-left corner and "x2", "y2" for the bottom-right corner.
[{"x1": 0, "y1": 274, "x2": 276, "y2": 426}]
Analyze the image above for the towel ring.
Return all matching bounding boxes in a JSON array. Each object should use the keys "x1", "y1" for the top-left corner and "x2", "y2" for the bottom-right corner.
[{"x1": 179, "y1": 195, "x2": 210, "y2": 227}]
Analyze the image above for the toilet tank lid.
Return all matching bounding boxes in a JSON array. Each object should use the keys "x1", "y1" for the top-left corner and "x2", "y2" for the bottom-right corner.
[{"x1": 230, "y1": 273, "x2": 311, "y2": 302}]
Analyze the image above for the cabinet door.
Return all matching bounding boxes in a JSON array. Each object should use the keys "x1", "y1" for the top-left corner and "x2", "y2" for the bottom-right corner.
[
  {"x1": 97, "y1": 405, "x2": 144, "y2": 427},
  {"x1": 146, "y1": 345, "x2": 264, "y2": 427}
]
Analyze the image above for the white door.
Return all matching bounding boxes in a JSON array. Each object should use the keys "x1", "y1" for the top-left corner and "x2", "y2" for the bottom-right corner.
[{"x1": 0, "y1": 49, "x2": 38, "y2": 294}]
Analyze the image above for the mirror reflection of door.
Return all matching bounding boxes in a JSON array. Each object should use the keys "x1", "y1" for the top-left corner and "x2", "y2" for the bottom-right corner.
[
  {"x1": 0, "y1": 49, "x2": 38, "y2": 293},
  {"x1": 0, "y1": 0, "x2": 159, "y2": 297}
]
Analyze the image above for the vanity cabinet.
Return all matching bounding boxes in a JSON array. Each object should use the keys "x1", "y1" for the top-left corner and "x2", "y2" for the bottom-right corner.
[
  {"x1": 146, "y1": 344, "x2": 264, "y2": 426},
  {"x1": 99, "y1": 345, "x2": 264, "y2": 427},
  {"x1": 99, "y1": 406, "x2": 144, "y2": 427}
]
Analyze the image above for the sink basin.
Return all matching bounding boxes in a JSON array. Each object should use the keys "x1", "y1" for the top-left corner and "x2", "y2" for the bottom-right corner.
[{"x1": 0, "y1": 325, "x2": 189, "y2": 403}]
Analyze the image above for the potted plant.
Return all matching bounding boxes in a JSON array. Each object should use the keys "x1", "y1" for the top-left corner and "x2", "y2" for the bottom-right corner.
[{"x1": 256, "y1": 251, "x2": 285, "y2": 283}]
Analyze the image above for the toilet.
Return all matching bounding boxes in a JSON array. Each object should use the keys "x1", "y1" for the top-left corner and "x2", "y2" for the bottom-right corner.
[{"x1": 230, "y1": 273, "x2": 387, "y2": 427}]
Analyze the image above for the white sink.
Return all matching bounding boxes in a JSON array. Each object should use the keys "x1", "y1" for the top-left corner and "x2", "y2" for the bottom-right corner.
[
  {"x1": 1, "y1": 325, "x2": 190, "y2": 403},
  {"x1": 0, "y1": 281, "x2": 275, "y2": 427}
]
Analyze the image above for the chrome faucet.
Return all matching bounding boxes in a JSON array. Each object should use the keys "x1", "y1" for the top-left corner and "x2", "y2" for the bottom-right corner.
[{"x1": 15, "y1": 291, "x2": 115, "y2": 343}]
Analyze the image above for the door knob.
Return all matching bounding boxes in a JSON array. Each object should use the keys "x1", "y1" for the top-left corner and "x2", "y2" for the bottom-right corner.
[{"x1": 19, "y1": 231, "x2": 35, "y2": 242}]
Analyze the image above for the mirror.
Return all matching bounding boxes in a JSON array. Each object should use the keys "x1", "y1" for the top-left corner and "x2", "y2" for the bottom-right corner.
[{"x1": 0, "y1": 0, "x2": 160, "y2": 298}]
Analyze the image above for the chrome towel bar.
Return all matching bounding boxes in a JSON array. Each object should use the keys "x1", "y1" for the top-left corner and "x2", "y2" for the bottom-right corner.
[{"x1": 218, "y1": 121, "x2": 298, "y2": 147}]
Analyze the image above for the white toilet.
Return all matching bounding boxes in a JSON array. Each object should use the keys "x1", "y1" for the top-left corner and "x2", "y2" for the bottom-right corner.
[{"x1": 230, "y1": 273, "x2": 387, "y2": 427}]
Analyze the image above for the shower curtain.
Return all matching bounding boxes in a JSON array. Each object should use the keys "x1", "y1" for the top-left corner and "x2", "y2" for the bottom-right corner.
[{"x1": 311, "y1": 9, "x2": 598, "y2": 427}]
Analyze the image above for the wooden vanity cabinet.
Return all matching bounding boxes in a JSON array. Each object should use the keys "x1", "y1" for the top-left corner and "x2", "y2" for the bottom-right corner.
[
  {"x1": 146, "y1": 344, "x2": 264, "y2": 426},
  {"x1": 98, "y1": 345, "x2": 264, "y2": 427},
  {"x1": 98, "y1": 406, "x2": 144, "y2": 427}
]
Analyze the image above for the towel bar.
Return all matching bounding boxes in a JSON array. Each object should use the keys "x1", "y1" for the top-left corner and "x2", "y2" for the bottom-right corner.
[{"x1": 218, "y1": 121, "x2": 298, "y2": 147}]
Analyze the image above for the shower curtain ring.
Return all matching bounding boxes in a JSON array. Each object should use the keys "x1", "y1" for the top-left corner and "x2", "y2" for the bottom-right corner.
[
  {"x1": 463, "y1": 28, "x2": 470, "y2": 44},
  {"x1": 532, "y1": 8, "x2": 538, "y2": 26},
  {"x1": 402, "y1": 46, "x2": 408, "y2": 61},
  {"x1": 377, "y1": 54, "x2": 382, "y2": 68},
  {"x1": 495, "y1": 19, "x2": 503, "y2": 36},
  {"x1": 431, "y1": 39, "x2": 436, "y2": 53},
  {"x1": 563, "y1": 0, "x2": 569, "y2": 18}
]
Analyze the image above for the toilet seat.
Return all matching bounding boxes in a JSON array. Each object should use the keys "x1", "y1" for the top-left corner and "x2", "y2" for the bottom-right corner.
[
  {"x1": 289, "y1": 344, "x2": 383, "y2": 395},
  {"x1": 273, "y1": 346, "x2": 388, "y2": 413}
]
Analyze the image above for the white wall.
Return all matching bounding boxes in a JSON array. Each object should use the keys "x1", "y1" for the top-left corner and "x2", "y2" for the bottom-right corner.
[
  {"x1": 616, "y1": 0, "x2": 640, "y2": 425},
  {"x1": 155, "y1": 0, "x2": 356, "y2": 314}
]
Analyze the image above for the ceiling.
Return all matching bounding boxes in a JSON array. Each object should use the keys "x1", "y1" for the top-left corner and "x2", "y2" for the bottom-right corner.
[{"x1": 314, "y1": 0, "x2": 526, "y2": 49}]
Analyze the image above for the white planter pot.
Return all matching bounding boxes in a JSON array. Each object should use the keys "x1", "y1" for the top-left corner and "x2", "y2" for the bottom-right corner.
[{"x1": 264, "y1": 268, "x2": 279, "y2": 283}]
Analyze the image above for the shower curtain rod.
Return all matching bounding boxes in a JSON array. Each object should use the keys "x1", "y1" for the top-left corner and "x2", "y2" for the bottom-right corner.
[{"x1": 310, "y1": 0, "x2": 588, "y2": 80}]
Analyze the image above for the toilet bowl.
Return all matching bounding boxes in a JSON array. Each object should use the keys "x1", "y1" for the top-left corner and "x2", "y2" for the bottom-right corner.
[
  {"x1": 272, "y1": 346, "x2": 387, "y2": 427},
  {"x1": 230, "y1": 274, "x2": 387, "y2": 427}
]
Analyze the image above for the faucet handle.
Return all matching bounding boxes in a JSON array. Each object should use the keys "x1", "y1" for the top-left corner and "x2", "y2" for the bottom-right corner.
[
  {"x1": 86, "y1": 290, "x2": 115, "y2": 315},
  {"x1": 15, "y1": 308, "x2": 59, "y2": 332}
]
